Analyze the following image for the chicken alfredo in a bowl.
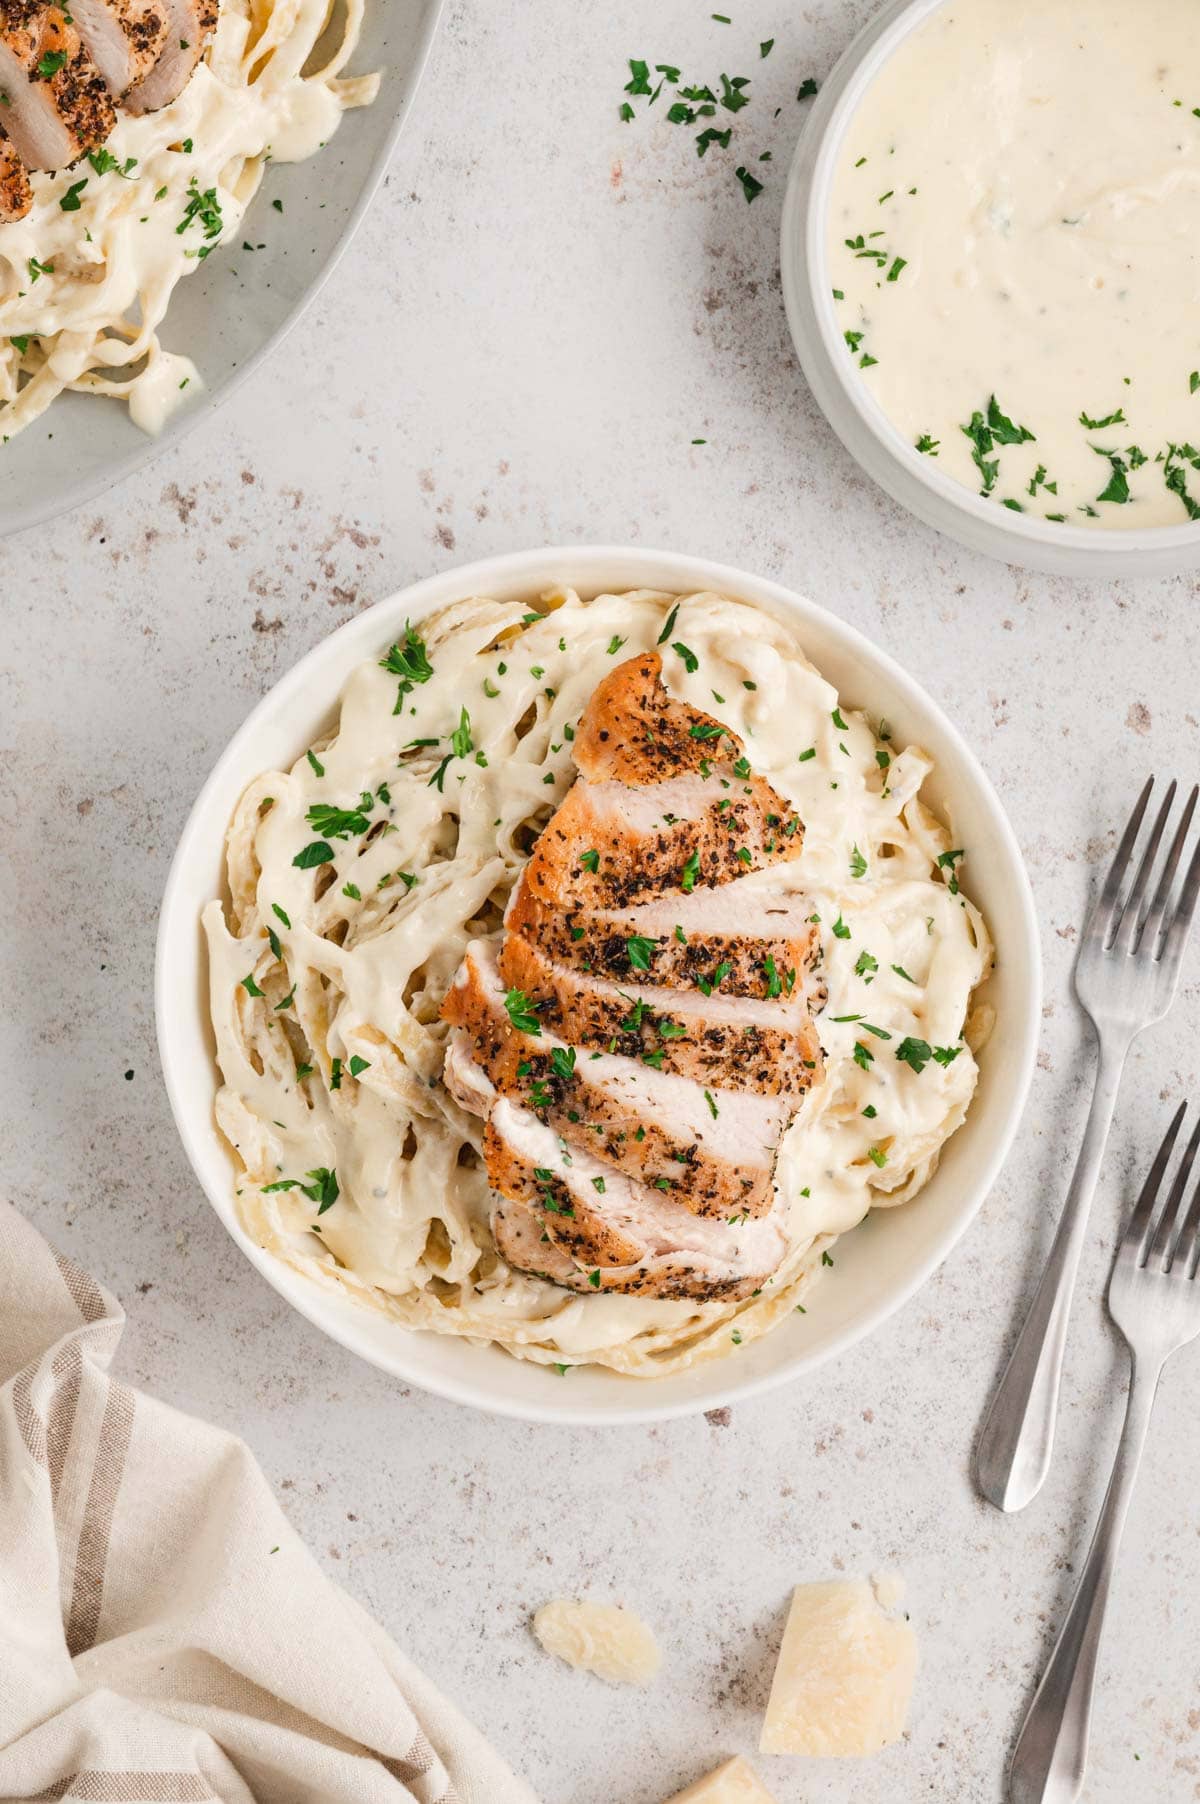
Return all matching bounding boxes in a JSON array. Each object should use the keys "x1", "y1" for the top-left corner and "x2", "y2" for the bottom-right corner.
[{"x1": 203, "y1": 588, "x2": 992, "y2": 1376}]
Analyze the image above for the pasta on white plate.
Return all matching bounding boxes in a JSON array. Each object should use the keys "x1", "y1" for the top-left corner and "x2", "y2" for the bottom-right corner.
[
  {"x1": 0, "y1": 0, "x2": 376, "y2": 442},
  {"x1": 203, "y1": 590, "x2": 994, "y2": 1376}
]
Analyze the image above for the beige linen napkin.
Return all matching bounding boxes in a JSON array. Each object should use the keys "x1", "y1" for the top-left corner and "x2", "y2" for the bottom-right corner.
[{"x1": 0, "y1": 1202, "x2": 539, "y2": 1804}]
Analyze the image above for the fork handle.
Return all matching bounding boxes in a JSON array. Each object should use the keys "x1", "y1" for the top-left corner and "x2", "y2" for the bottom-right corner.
[
  {"x1": 1008, "y1": 1355, "x2": 1161, "y2": 1804},
  {"x1": 976, "y1": 1035, "x2": 1129, "y2": 1512}
]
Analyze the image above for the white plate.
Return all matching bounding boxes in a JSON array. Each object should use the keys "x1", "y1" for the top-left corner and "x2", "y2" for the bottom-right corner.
[
  {"x1": 0, "y1": 0, "x2": 443, "y2": 540},
  {"x1": 780, "y1": 0, "x2": 1200, "y2": 577},
  {"x1": 156, "y1": 545, "x2": 1041, "y2": 1425}
]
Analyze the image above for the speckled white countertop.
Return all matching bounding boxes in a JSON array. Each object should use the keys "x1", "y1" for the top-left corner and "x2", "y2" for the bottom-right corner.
[{"x1": 2, "y1": 3, "x2": 1199, "y2": 1800}]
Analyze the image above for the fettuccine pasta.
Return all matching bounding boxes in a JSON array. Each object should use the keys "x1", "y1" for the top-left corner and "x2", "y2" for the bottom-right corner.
[{"x1": 203, "y1": 589, "x2": 993, "y2": 1375}]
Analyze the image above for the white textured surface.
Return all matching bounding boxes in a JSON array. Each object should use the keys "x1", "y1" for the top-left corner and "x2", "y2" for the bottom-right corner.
[{"x1": 1, "y1": 2, "x2": 1198, "y2": 1800}]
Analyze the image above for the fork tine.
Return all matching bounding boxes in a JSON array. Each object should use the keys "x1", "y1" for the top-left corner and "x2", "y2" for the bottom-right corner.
[
  {"x1": 1170, "y1": 1169, "x2": 1200, "y2": 1278},
  {"x1": 1149, "y1": 1112, "x2": 1200, "y2": 1267},
  {"x1": 1160, "y1": 815, "x2": 1200, "y2": 971},
  {"x1": 1112, "y1": 779, "x2": 1176, "y2": 953},
  {"x1": 1122, "y1": 1100, "x2": 1187, "y2": 1264},
  {"x1": 1090, "y1": 776, "x2": 1153, "y2": 945},
  {"x1": 1142, "y1": 784, "x2": 1198, "y2": 954}
]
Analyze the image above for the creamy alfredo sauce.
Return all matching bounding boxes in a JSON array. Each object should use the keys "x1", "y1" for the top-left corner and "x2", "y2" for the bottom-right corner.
[
  {"x1": 204, "y1": 590, "x2": 992, "y2": 1374},
  {"x1": 828, "y1": 0, "x2": 1200, "y2": 528}
]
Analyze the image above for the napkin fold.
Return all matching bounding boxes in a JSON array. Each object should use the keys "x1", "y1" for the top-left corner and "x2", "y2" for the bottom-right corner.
[{"x1": 0, "y1": 1202, "x2": 538, "y2": 1804}]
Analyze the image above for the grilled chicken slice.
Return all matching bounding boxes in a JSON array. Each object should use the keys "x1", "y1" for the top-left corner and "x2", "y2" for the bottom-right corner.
[
  {"x1": 443, "y1": 1041, "x2": 788, "y2": 1298},
  {"x1": 522, "y1": 768, "x2": 802, "y2": 913},
  {"x1": 0, "y1": 4, "x2": 115, "y2": 170},
  {"x1": 122, "y1": 0, "x2": 216, "y2": 113},
  {"x1": 486, "y1": 1096, "x2": 788, "y2": 1299},
  {"x1": 0, "y1": 125, "x2": 31, "y2": 218},
  {"x1": 573, "y1": 650, "x2": 755, "y2": 787},
  {"x1": 499, "y1": 930, "x2": 822, "y2": 1096},
  {"x1": 507, "y1": 878, "x2": 823, "y2": 1002},
  {"x1": 70, "y1": 0, "x2": 167, "y2": 98},
  {"x1": 442, "y1": 943, "x2": 787, "y2": 1217}
]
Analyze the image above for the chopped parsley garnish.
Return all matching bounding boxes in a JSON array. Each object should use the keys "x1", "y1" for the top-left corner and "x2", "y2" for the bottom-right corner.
[
  {"x1": 832, "y1": 914, "x2": 851, "y2": 939},
  {"x1": 348, "y1": 1055, "x2": 370, "y2": 1077},
  {"x1": 852, "y1": 1041, "x2": 874, "y2": 1070},
  {"x1": 293, "y1": 841, "x2": 334, "y2": 869},
  {"x1": 379, "y1": 621, "x2": 433, "y2": 713},
  {"x1": 550, "y1": 1046, "x2": 577, "y2": 1082},
  {"x1": 59, "y1": 178, "x2": 87, "y2": 211},
  {"x1": 657, "y1": 603, "x2": 680, "y2": 644},
  {"x1": 1079, "y1": 407, "x2": 1126, "y2": 430},
  {"x1": 305, "y1": 748, "x2": 325, "y2": 777},
  {"x1": 797, "y1": 76, "x2": 819, "y2": 99},
  {"x1": 960, "y1": 395, "x2": 1033, "y2": 495},
  {"x1": 689, "y1": 721, "x2": 728, "y2": 741},
  {"x1": 735, "y1": 164, "x2": 763, "y2": 202},
  {"x1": 176, "y1": 176, "x2": 223, "y2": 256},
  {"x1": 850, "y1": 844, "x2": 868, "y2": 879},
  {"x1": 240, "y1": 972, "x2": 264, "y2": 997},
  {"x1": 36, "y1": 50, "x2": 67, "y2": 77},
  {"x1": 450, "y1": 707, "x2": 473, "y2": 757},
  {"x1": 342, "y1": 881, "x2": 361, "y2": 900},
  {"x1": 1093, "y1": 447, "x2": 1130, "y2": 506},
  {"x1": 672, "y1": 641, "x2": 699, "y2": 673},
  {"x1": 606, "y1": 634, "x2": 626, "y2": 655},
  {"x1": 854, "y1": 949, "x2": 878, "y2": 979},
  {"x1": 27, "y1": 256, "x2": 54, "y2": 283},
  {"x1": 704, "y1": 1090, "x2": 719, "y2": 1119},
  {"x1": 306, "y1": 800, "x2": 370, "y2": 839},
  {"x1": 681, "y1": 848, "x2": 701, "y2": 893},
  {"x1": 937, "y1": 847, "x2": 964, "y2": 894},
  {"x1": 504, "y1": 988, "x2": 541, "y2": 1035},
  {"x1": 626, "y1": 934, "x2": 656, "y2": 970},
  {"x1": 867, "y1": 1146, "x2": 887, "y2": 1168},
  {"x1": 579, "y1": 848, "x2": 600, "y2": 873},
  {"x1": 262, "y1": 1167, "x2": 339, "y2": 1213},
  {"x1": 915, "y1": 433, "x2": 939, "y2": 455}
]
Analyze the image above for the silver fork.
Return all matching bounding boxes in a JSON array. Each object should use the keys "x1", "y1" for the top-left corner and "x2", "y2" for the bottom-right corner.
[
  {"x1": 1008, "y1": 1102, "x2": 1200, "y2": 1804},
  {"x1": 977, "y1": 777, "x2": 1200, "y2": 1512}
]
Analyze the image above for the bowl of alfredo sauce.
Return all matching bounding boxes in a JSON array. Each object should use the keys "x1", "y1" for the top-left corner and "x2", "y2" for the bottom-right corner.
[{"x1": 782, "y1": 0, "x2": 1200, "y2": 574}]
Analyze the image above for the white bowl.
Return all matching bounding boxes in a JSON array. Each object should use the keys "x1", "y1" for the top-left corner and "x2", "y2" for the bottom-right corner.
[
  {"x1": 0, "y1": 0, "x2": 443, "y2": 540},
  {"x1": 156, "y1": 545, "x2": 1041, "y2": 1425},
  {"x1": 780, "y1": 0, "x2": 1200, "y2": 578}
]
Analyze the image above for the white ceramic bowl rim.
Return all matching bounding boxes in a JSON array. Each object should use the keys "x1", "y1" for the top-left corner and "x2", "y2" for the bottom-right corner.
[
  {"x1": 156, "y1": 544, "x2": 1041, "y2": 1426},
  {"x1": 783, "y1": 0, "x2": 1200, "y2": 563}
]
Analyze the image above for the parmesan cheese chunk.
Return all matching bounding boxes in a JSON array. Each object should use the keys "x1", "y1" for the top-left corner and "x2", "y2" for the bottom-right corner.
[
  {"x1": 532, "y1": 1598, "x2": 661, "y2": 1685},
  {"x1": 760, "y1": 1576, "x2": 916, "y2": 1757},
  {"x1": 663, "y1": 1755, "x2": 778, "y2": 1802}
]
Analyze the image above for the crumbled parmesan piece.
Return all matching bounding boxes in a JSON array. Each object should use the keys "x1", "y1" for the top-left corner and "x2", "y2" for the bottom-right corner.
[
  {"x1": 663, "y1": 1755, "x2": 778, "y2": 1802},
  {"x1": 532, "y1": 1598, "x2": 661, "y2": 1685},
  {"x1": 760, "y1": 1576, "x2": 917, "y2": 1756}
]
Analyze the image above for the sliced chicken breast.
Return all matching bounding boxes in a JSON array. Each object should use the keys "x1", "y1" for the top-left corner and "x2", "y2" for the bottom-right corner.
[
  {"x1": 441, "y1": 943, "x2": 787, "y2": 1217},
  {"x1": 506, "y1": 876, "x2": 823, "y2": 1001},
  {"x1": 572, "y1": 650, "x2": 752, "y2": 787},
  {"x1": 487, "y1": 1097, "x2": 788, "y2": 1298},
  {"x1": 70, "y1": 0, "x2": 167, "y2": 98},
  {"x1": 0, "y1": 4, "x2": 115, "y2": 170},
  {"x1": 122, "y1": 0, "x2": 217, "y2": 113},
  {"x1": 0, "y1": 125, "x2": 31, "y2": 219},
  {"x1": 499, "y1": 930, "x2": 823, "y2": 1096}
]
